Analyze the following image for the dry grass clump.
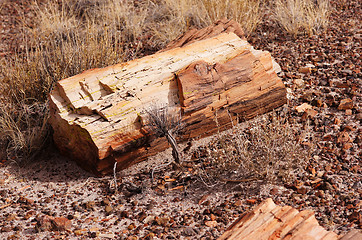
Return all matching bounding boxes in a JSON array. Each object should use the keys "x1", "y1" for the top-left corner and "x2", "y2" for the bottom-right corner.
[
  {"x1": 272, "y1": 0, "x2": 330, "y2": 37},
  {"x1": 201, "y1": 0, "x2": 262, "y2": 36},
  {"x1": 0, "y1": 0, "x2": 127, "y2": 162},
  {"x1": 0, "y1": 102, "x2": 49, "y2": 163},
  {"x1": 197, "y1": 114, "x2": 313, "y2": 186},
  {"x1": 152, "y1": 0, "x2": 262, "y2": 44}
]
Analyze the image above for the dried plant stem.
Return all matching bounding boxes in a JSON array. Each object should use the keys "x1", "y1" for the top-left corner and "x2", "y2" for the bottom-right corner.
[
  {"x1": 165, "y1": 130, "x2": 181, "y2": 164},
  {"x1": 113, "y1": 162, "x2": 118, "y2": 194}
]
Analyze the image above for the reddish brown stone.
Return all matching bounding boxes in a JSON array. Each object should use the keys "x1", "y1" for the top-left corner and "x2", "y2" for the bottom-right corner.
[
  {"x1": 205, "y1": 220, "x2": 218, "y2": 228},
  {"x1": 337, "y1": 132, "x2": 352, "y2": 144},
  {"x1": 338, "y1": 98, "x2": 353, "y2": 110},
  {"x1": 296, "y1": 186, "x2": 308, "y2": 194},
  {"x1": 35, "y1": 215, "x2": 72, "y2": 232},
  {"x1": 51, "y1": 217, "x2": 72, "y2": 231},
  {"x1": 35, "y1": 215, "x2": 53, "y2": 232},
  {"x1": 298, "y1": 66, "x2": 312, "y2": 74}
]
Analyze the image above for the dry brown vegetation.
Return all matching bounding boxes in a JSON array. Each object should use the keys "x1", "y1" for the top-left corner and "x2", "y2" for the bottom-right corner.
[
  {"x1": 273, "y1": 0, "x2": 330, "y2": 37},
  {"x1": 0, "y1": 0, "x2": 329, "y2": 165},
  {"x1": 195, "y1": 113, "x2": 313, "y2": 186}
]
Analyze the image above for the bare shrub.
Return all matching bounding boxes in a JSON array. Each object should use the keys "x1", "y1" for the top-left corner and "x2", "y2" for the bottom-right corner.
[
  {"x1": 197, "y1": 113, "x2": 313, "y2": 186},
  {"x1": 272, "y1": 0, "x2": 330, "y2": 37},
  {"x1": 144, "y1": 105, "x2": 183, "y2": 165}
]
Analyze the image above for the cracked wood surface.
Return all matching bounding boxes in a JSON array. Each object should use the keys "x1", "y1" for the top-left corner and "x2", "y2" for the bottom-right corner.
[
  {"x1": 49, "y1": 20, "x2": 287, "y2": 175},
  {"x1": 218, "y1": 198, "x2": 339, "y2": 240}
]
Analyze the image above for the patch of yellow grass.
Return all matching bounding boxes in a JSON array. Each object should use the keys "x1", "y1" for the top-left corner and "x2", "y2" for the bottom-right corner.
[{"x1": 273, "y1": 0, "x2": 330, "y2": 37}]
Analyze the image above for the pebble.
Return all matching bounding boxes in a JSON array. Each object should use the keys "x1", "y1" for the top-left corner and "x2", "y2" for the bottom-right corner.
[
  {"x1": 6, "y1": 213, "x2": 18, "y2": 221},
  {"x1": 182, "y1": 227, "x2": 197, "y2": 236},
  {"x1": 205, "y1": 220, "x2": 218, "y2": 227},
  {"x1": 338, "y1": 98, "x2": 353, "y2": 110},
  {"x1": 298, "y1": 67, "x2": 312, "y2": 74},
  {"x1": 85, "y1": 201, "x2": 96, "y2": 210},
  {"x1": 293, "y1": 79, "x2": 304, "y2": 88},
  {"x1": 144, "y1": 215, "x2": 155, "y2": 224},
  {"x1": 156, "y1": 216, "x2": 169, "y2": 226},
  {"x1": 51, "y1": 216, "x2": 72, "y2": 231},
  {"x1": 105, "y1": 205, "x2": 113, "y2": 214}
]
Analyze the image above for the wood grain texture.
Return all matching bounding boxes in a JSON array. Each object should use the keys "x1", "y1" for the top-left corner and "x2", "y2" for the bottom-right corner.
[
  {"x1": 48, "y1": 21, "x2": 286, "y2": 175},
  {"x1": 218, "y1": 198, "x2": 339, "y2": 240}
]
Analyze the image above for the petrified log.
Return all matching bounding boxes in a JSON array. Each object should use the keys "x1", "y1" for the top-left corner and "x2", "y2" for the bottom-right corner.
[
  {"x1": 48, "y1": 20, "x2": 286, "y2": 175},
  {"x1": 218, "y1": 198, "x2": 339, "y2": 240}
]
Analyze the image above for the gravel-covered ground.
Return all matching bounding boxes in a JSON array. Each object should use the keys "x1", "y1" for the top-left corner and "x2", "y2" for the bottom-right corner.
[{"x1": 0, "y1": 0, "x2": 361, "y2": 239}]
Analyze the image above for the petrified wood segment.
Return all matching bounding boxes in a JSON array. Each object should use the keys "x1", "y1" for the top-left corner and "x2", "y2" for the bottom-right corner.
[
  {"x1": 49, "y1": 22, "x2": 286, "y2": 175},
  {"x1": 161, "y1": 19, "x2": 247, "y2": 51},
  {"x1": 218, "y1": 198, "x2": 339, "y2": 240}
]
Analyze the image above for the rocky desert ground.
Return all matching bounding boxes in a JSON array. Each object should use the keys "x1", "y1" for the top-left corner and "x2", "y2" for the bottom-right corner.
[{"x1": 0, "y1": 0, "x2": 361, "y2": 239}]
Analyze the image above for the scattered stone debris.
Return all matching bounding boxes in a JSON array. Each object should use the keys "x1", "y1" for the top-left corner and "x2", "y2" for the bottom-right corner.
[{"x1": 0, "y1": 0, "x2": 360, "y2": 239}]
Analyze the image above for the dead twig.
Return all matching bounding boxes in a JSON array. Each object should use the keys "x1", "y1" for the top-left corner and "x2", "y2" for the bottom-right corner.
[
  {"x1": 112, "y1": 162, "x2": 118, "y2": 194},
  {"x1": 0, "y1": 202, "x2": 11, "y2": 210},
  {"x1": 220, "y1": 177, "x2": 259, "y2": 183}
]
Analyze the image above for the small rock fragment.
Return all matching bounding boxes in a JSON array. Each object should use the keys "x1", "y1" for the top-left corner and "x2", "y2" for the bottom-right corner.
[
  {"x1": 128, "y1": 223, "x2": 135, "y2": 230},
  {"x1": 35, "y1": 215, "x2": 72, "y2": 232},
  {"x1": 298, "y1": 67, "x2": 312, "y2": 74},
  {"x1": 143, "y1": 215, "x2": 155, "y2": 224},
  {"x1": 337, "y1": 132, "x2": 352, "y2": 144},
  {"x1": 74, "y1": 229, "x2": 85, "y2": 236},
  {"x1": 348, "y1": 211, "x2": 361, "y2": 223},
  {"x1": 156, "y1": 216, "x2": 169, "y2": 226},
  {"x1": 246, "y1": 199, "x2": 257, "y2": 204},
  {"x1": 296, "y1": 186, "x2": 308, "y2": 194},
  {"x1": 105, "y1": 205, "x2": 113, "y2": 214},
  {"x1": 182, "y1": 227, "x2": 197, "y2": 236},
  {"x1": 205, "y1": 220, "x2": 218, "y2": 227},
  {"x1": 295, "y1": 103, "x2": 313, "y2": 113},
  {"x1": 6, "y1": 213, "x2": 18, "y2": 221},
  {"x1": 338, "y1": 98, "x2": 353, "y2": 110},
  {"x1": 35, "y1": 215, "x2": 52, "y2": 232},
  {"x1": 18, "y1": 196, "x2": 34, "y2": 205},
  {"x1": 293, "y1": 79, "x2": 304, "y2": 88},
  {"x1": 85, "y1": 201, "x2": 96, "y2": 211},
  {"x1": 234, "y1": 200, "x2": 243, "y2": 207},
  {"x1": 51, "y1": 217, "x2": 72, "y2": 231}
]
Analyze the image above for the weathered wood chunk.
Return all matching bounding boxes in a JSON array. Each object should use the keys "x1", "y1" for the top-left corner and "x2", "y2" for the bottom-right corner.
[
  {"x1": 218, "y1": 198, "x2": 339, "y2": 240},
  {"x1": 48, "y1": 20, "x2": 286, "y2": 175}
]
